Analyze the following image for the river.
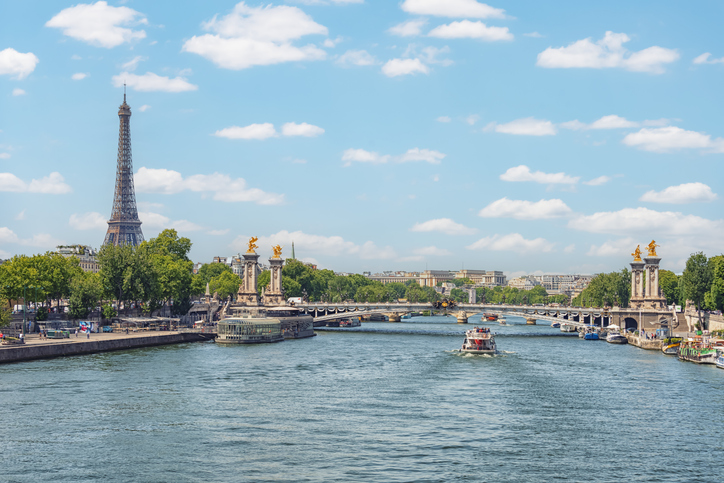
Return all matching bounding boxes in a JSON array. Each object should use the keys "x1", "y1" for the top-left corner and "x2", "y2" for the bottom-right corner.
[{"x1": 1, "y1": 315, "x2": 723, "y2": 482}]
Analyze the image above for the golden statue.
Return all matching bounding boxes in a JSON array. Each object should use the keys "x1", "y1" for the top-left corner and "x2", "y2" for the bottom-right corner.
[
  {"x1": 646, "y1": 240, "x2": 659, "y2": 257},
  {"x1": 247, "y1": 236, "x2": 258, "y2": 254},
  {"x1": 271, "y1": 244, "x2": 283, "y2": 259},
  {"x1": 631, "y1": 245, "x2": 642, "y2": 262}
]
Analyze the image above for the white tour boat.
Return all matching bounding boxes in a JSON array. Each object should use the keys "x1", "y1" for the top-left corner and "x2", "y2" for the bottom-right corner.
[
  {"x1": 560, "y1": 323, "x2": 577, "y2": 333},
  {"x1": 461, "y1": 327, "x2": 497, "y2": 354},
  {"x1": 606, "y1": 331, "x2": 628, "y2": 344}
]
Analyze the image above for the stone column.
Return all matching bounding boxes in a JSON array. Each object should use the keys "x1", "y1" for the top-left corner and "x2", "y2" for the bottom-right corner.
[
  {"x1": 630, "y1": 261, "x2": 645, "y2": 308},
  {"x1": 236, "y1": 253, "x2": 261, "y2": 306},
  {"x1": 263, "y1": 257, "x2": 285, "y2": 306},
  {"x1": 643, "y1": 257, "x2": 665, "y2": 309}
]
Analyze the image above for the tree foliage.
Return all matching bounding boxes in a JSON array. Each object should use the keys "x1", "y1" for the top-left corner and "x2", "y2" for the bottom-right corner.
[
  {"x1": 707, "y1": 255, "x2": 724, "y2": 311},
  {"x1": 659, "y1": 269, "x2": 680, "y2": 306},
  {"x1": 571, "y1": 269, "x2": 630, "y2": 307},
  {"x1": 681, "y1": 252, "x2": 712, "y2": 317},
  {"x1": 68, "y1": 272, "x2": 101, "y2": 319},
  {"x1": 209, "y1": 271, "x2": 241, "y2": 300},
  {"x1": 0, "y1": 297, "x2": 11, "y2": 328}
]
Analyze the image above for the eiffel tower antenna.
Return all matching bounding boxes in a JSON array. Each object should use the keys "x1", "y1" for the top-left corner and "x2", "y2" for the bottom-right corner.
[{"x1": 104, "y1": 91, "x2": 144, "y2": 246}]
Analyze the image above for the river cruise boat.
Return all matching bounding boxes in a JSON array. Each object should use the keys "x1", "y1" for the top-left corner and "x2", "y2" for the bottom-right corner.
[
  {"x1": 482, "y1": 313, "x2": 498, "y2": 321},
  {"x1": 678, "y1": 339, "x2": 717, "y2": 364},
  {"x1": 606, "y1": 331, "x2": 628, "y2": 344},
  {"x1": 461, "y1": 327, "x2": 496, "y2": 354},
  {"x1": 216, "y1": 317, "x2": 284, "y2": 345},
  {"x1": 560, "y1": 323, "x2": 577, "y2": 333},
  {"x1": 339, "y1": 317, "x2": 361, "y2": 327}
]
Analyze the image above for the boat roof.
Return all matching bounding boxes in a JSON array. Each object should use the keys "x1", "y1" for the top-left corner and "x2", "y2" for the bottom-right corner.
[{"x1": 220, "y1": 317, "x2": 281, "y2": 326}]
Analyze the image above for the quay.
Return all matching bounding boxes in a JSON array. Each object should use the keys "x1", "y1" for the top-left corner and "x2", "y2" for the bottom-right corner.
[{"x1": 0, "y1": 330, "x2": 216, "y2": 364}]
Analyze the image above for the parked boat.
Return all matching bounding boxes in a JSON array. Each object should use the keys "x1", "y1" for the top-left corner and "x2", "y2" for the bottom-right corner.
[
  {"x1": 216, "y1": 317, "x2": 284, "y2": 345},
  {"x1": 550, "y1": 322, "x2": 561, "y2": 328},
  {"x1": 716, "y1": 349, "x2": 724, "y2": 370},
  {"x1": 560, "y1": 324, "x2": 576, "y2": 333},
  {"x1": 661, "y1": 338, "x2": 681, "y2": 355},
  {"x1": 584, "y1": 332, "x2": 600, "y2": 341},
  {"x1": 482, "y1": 313, "x2": 498, "y2": 321},
  {"x1": 678, "y1": 339, "x2": 717, "y2": 364},
  {"x1": 339, "y1": 317, "x2": 361, "y2": 327},
  {"x1": 461, "y1": 327, "x2": 496, "y2": 354},
  {"x1": 606, "y1": 332, "x2": 628, "y2": 344}
]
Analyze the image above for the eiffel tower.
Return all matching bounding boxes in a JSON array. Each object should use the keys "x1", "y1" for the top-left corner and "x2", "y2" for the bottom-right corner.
[{"x1": 104, "y1": 88, "x2": 144, "y2": 246}]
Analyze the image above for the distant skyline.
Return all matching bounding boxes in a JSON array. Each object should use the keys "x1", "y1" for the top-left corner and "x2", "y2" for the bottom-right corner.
[{"x1": 1, "y1": 0, "x2": 723, "y2": 276}]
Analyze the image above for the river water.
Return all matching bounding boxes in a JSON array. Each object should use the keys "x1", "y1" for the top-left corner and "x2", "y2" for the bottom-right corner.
[{"x1": 2, "y1": 315, "x2": 723, "y2": 482}]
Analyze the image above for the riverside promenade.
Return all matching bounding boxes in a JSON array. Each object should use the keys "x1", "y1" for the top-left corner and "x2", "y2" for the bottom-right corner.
[{"x1": 0, "y1": 330, "x2": 216, "y2": 364}]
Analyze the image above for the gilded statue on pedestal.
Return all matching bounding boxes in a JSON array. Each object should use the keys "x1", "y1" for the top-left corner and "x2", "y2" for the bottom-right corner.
[
  {"x1": 247, "y1": 236, "x2": 258, "y2": 254},
  {"x1": 631, "y1": 245, "x2": 642, "y2": 262},
  {"x1": 272, "y1": 245, "x2": 283, "y2": 259},
  {"x1": 646, "y1": 240, "x2": 659, "y2": 257}
]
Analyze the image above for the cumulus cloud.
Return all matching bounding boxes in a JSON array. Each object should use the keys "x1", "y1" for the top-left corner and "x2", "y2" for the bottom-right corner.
[
  {"x1": 138, "y1": 104, "x2": 150, "y2": 112},
  {"x1": 336, "y1": 49, "x2": 377, "y2": 66},
  {"x1": 281, "y1": 122, "x2": 325, "y2": 137},
  {"x1": 71, "y1": 72, "x2": 88, "y2": 80},
  {"x1": 382, "y1": 58, "x2": 429, "y2": 77},
  {"x1": 622, "y1": 126, "x2": 724, "y2": 153},
  {"x1": 12, "y1": 88, "x2": 26, "y2": 96},
  {"x1": 121, "y1": 55, "x2": 147, "y2": 71},
  {"x1": 500, "y1": 165, "x2": 579, "y2": 185},
  {"x1": 0, "y1": 153, "x2": 11, "y2": 159},
  {"x1": 410, "y1": 218, "x2": 476, "y2": 235},
  {"x1": 524, "y1": 32, "x2": 543, "y2": 38},
  {"x1": 134, "y1": 167, "x2": 284, "y2": 205},
  {"x1": 182, "y1": 2, "x2": 327, "y2": 70},
  {"x1": 139, "y1": 212, "x2": 204, "y2": 232},
  {"x1": 45, "y1": 1, "x2": 147, "y2": 48},
  {"x1": 693, "y1": 53, "x2": 724, "y2": 65},
  {"x1": 388, "y1": 19, "x2": 427, "y2": 37},
  {"x1": 467, "y1": 233, "x2": 555, "y2": 253},
  {"x1": 561, "y1": 114, "x2": 640, "y2": 131},
  {"x1": 401, "y1": 0, "x2": 506, "y2": 19},
  {"x1": 214, "y1": 123, "x2": 277, "y2": 140},
  {"x1": 428, "y1": 20, "x2": 512, "y2": 41},
  {"x1": 465, "y1": 114, "x2": 480, "y2": 125},
  {"x1": 537, "y1": 31, "x2": 679, "y2": 74},
  {"x1": 0, "y1": 227, "x2": 63, "y2": 249},
  {"x1": 414, "y1": 246, "x2": 452, "y2": 256},
  {"x1": 639, "y1": 182, "x2": 718, "y2": 204},
  {"x1": 0, "y1": 172, "x2": 72, "y2": 194},
  {"x1": 69, "y1": 212, "x2": 107, "y2": 230},
  {"x1": 231, "y1": 230, "x2": 397, "y2": 260},
  {"x1": 487, "y1": 117, "x2": 556, "y2": 136},
  {"x1": 583, "y1": 175, "x2": 612, "y2": 186},
  {"x1": 478, "y1": 197, "x2": 572, "y2": 220},
  {"x1": 0, "y1": 48, "x2": 39, "y2": 80},
  {"x1": 568, "y1": 207, "x2": 722, "y2": 238},
  {"x1": 587, "y1": 237, "x2": 636, "y2": 257},
  {"x1": 112, "y1": 71, "x2": 197, "y2": 93},
  {"x1": 342, "y1": 147, "x2": 445, "y2": 166}
]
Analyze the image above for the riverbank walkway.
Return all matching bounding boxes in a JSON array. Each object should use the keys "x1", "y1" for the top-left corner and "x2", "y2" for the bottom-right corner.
[{"x1": 0, "y1": 330, "x2": 216, "y2": 364}]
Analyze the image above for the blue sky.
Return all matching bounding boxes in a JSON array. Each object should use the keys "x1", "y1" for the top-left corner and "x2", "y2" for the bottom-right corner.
[{"x1": 1, "y1": 0, "x2": 722, "y2": 276}]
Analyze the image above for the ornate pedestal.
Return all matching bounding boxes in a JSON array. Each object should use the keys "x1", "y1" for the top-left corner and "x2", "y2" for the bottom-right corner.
[
  {"x1": 263, "y1": 257, "x2": 285, "y2": 306},
  {"x1": 237, "y1": 253, "x2": 261, "y2": 306}
]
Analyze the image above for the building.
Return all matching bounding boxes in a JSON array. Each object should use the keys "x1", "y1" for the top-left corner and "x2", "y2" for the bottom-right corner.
[
  {"x1": 418, "y1": 270, "x2": 455, "y2": 287},
  {"x1": 508, "y1": 276, "x2": 541, "y2": 291},
  {"x1": 456, "y1": 270, "x2": 506, "y2": 287},
  {"x1": 57, "y1": 245, "x2": 99, "y2": 273},
  {"x1": 104, "y1": 90, "x2": 144, "y2": 247},
  {"x1": 367, "y1": 271, "x2": 419, "y2": 285}
]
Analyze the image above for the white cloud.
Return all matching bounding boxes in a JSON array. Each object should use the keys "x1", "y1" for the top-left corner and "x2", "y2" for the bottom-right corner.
[
  {"x1": 138, "y1": 104, "x2": 150, "y2": 112},
  {"x1": 209, "y1": 229, "x2": 230, "y2": 236},
  {"x1": 69, "y1": 212, "x2": 107, "y2": 230},
  {"x1": 0, "y1": 48, "x2": 39, "y2": 80},
  {"x1": 0, "y1": 153, "x2": 10, "y2": 159},
  {"x1": 564, "y1": 244, "x2": 575, "y2": 253},
  {"x1": 137, "y1": 212, "x2": 203, "y2": 232},
  {"x1": 182, "y1": 2, "x2": 327, "y2": 70},
  {"x1": 693, "y1": 53, "x2": 724, "y2": 65},
  {"x1": 639, "y1": 182, "x2": 718, "y2": 204},
  {"x1": 410, "y1": 218, "x2": 476, "y2": 235},
  {"x1": 12, "y1": 88, "x2": 26, "y2": 96},
  {"x1": 0, "y1": 172, "x2": 72, "y2": 194},
  {"x1": 336, "y1": 49, "x2": 377, "y2": 66},
  {"x1": 389, "y1": 19, "x2": 427, "y2": 37},
  {"x1": 21, "y1": 233, "x2": 64, "y2": 249},
  {"x1": 112, "y1": 72, "x2": 198, "y2": 93},
  {"x1": 428, "y1": 20, "x2": 512, "y2": 41},
  {"x1": 121, "y1": 55, "x2": 147, "y2": 71},
  {"x1": 214, "y1": 123, "x2": 277, "y2": 140},
  {"x1": 342, "y1": 148, "x2": 445, "y2": 166},
  {"x1": 323, "y1": 36, "x2": 343, "y2": 48},
  {"x1": 0, "y1": 227, "x2": 19, "y2": 244},
  {"x1": 134, "y1": 167, "x2": 284, "y2": 205},
  {"x1": 15, "y1": 210, "x2": 25, "y2": 221},
  {"x1": 71, "y1": 72, "x2": 88, "y2": 80},
  {"x1": 583, "y1": 175, "x2": 612, "y2": 186},
  {"x1": 45, "y1": 1, "x2": 147, "y2": 48},
  {"x1": 568, "y1": 207, "x2": 722, "y2": 238},
  {"x1": 467, "y1": 233, "x2": 555, "y2": 253},
  {"x1": 587, "y1": 237, "x2": 636, "y2": 257},
  {"x1": 382, "y1": 58, "x2": 429, "y2": 77},
  {"x1": 231, "y1": 230, "x2": 396, "y2": 260},
  {"x1": 489, "y1": 117, "x2": 556, "y2": 136},
  {"x1": 500, "y1": 165, "x2": 579, "y2": 185},
  {"x1": 622, "y1": 126, "x2": 724, "y2": 153},
  {"x1": 537, "y1": 31, "x2": 679, "y2": 74},
  {"x1": 589, "y1": 114, "x2": 639, "y2": 129},
  {"x1": 401, "y1": 0, "x2": 506, "y2": 19},
  {"x1": 478, "y1": 197, "x2": 572, "y2": 220},
  {"x1": 436, "y1": 116, "x2": 451, "y2": 123},
  {"x1": 465, "y1": 114, "x2": 480, "y2": 125},
  {"x1": 281, "y1": 122, "x2": 324, "y2": 137}
]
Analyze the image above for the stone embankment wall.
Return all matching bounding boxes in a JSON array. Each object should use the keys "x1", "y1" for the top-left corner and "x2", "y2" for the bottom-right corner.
[
  {"x1": 0, "y1": 333, "x2": 215, "y2": 364},
  {"x1": 625, "y1": 334, "x2": 662, "y2": 350}
]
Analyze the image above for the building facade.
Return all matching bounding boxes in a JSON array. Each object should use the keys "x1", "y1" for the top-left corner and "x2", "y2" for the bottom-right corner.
[{"x1": 57, "y1": 245, "x2": 99, "y2": 273}]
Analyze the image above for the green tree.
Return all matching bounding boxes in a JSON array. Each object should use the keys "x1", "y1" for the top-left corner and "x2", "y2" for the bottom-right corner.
[
  {"x1": 209, "y1": 271, "x2": 242, "y2": 300},
  {"x1": 68, "y1": 272, "x2": 101, "y2": 319},
  {"x1": 0, "y1": 296, "x2": 11, "y2": 329},
  {"x1": 681, "y1": 252, "x2": 713, "y2": 323},
  {"x1": 257, "y1": 270, "x2": 271, "y2": 293},
  {"x1": 659, "y1": 269, "x2": 680, "y2": 306},
  {"x1": 196, "y1": 262, "x2": 232, "y2": 286},
  {"x1": 452, "y1": 277, "x2": 473, "y2": 287},
  {"x1": 573, "y1": 269, "x2": 631, "y2": 308},
  {"x1": 707, "y1": 255, "x2": 724, "y2": 311}
]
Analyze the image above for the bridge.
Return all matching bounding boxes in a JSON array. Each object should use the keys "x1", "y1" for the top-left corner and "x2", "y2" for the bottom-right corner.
[{"x1": 296, "y1": 302, "x2": 623, "y2": 328}]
